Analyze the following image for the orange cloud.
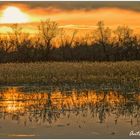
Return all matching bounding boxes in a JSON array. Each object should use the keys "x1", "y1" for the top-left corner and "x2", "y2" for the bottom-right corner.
[{"x1": 0, "y1": 3, "x2": 140, "y2": 34}]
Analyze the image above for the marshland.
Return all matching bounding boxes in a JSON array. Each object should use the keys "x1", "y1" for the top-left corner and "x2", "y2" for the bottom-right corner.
[
  {"x1": 0, "y1": 0, "x2": 140, "y2": 138},
  {"x1": 0, "y1": 21, "x2": 139, "y2": 139},
  {"x1": 0, "y1": 15, "x2": 140, "y2": 139},
  {"x1": 0, "y1": 61, "x2": 139, "y2": 90}
]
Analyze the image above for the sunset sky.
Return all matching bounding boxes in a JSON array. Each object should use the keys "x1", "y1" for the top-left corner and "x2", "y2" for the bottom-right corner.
[{"x1": 0, "y1": 1, "x2": 140, "y2": 33}]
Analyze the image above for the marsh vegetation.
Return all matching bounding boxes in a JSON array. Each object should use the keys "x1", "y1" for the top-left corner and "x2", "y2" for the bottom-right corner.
[{"x1": 0, "y1": 61, "x2": 139, "y2": 89}]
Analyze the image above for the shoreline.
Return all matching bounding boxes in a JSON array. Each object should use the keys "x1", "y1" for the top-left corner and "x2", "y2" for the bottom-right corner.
[{"x1": 0, "y1": 83, "x2": 139, "y2": 93}]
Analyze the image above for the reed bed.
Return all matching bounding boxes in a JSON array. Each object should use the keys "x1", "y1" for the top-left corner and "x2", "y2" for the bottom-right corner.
[{"x1": 0, "y1": 61, "x2": 139, "y2": 89}]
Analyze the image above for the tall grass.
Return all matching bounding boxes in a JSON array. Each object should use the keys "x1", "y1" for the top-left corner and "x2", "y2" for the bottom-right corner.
[{"x1": 0, "y1": 61, "x2": 139, "y2": 89}]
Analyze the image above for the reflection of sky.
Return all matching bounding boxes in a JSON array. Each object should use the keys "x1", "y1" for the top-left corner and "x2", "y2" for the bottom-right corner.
[
  {"x1": 0, "y1": 87, "x2": 139, "y2": 138},
  {"x1": 0, "y1": 88, "x2": 139, "y2": 123},
  {"x1": 0, "y1": 88, "x2": 125, "y2": 113}
]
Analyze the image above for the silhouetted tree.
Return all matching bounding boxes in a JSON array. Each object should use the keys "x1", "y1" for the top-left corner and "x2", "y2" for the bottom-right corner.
[
  {"x1": 114, "y1": 26, "x2": 140, "y2": 60},
  {"x1": 38, "y1": 19, "x2": 59, "y2": 60},
  {"x1": 0, "y1": 20, "x2": 139, "y2": 62},
  {"x1": 94, "y1": 21, "x2": 111, "y2": 61}
]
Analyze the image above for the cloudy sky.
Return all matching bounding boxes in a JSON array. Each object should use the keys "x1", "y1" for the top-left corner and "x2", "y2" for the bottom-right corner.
[{"x1": 0, "y1": 1, "x2": 140, "y2": 33}]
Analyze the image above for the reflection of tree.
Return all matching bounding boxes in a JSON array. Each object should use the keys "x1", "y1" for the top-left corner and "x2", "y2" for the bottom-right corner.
[
  {"x1": 97, "y1": 91, "x2": 107, "y2": 123},
  {"x1": 0, "y1": 88, "x2": 139, "y2": 126},
  {"x1": 46, "y1": 91, "x2": 52, "y2": 124}
]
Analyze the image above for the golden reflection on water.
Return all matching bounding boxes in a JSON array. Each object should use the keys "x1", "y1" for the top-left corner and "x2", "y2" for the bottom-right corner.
[{"x1": 0, "y1": 87, "x2": 139, "y2": 125}]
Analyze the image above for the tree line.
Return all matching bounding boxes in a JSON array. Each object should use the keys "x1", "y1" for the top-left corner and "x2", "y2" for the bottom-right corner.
[{"x1": 0, "y1": 19, "x2": 140, "y2": 63}]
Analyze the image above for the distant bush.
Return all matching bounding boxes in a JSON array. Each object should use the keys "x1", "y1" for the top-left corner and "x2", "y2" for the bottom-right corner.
[{"x1": 0, "y1": 20, "x2": 140, "y2": 63}]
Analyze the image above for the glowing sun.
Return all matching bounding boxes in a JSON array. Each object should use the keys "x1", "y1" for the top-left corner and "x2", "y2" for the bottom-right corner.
[{"x1": 0, "y1": 6, "x2": 29, "y2": 24}]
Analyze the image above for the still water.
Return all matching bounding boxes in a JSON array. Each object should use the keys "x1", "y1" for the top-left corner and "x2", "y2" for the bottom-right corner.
[{"x1": 0, "y1": 87, "x2": 139, "y2": 138}]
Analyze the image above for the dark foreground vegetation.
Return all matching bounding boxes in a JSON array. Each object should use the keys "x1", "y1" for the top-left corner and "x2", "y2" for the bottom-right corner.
[
  {"x1": 0, "y1": 61, "x2": 139, "y2": 90},
  {"x1": 0, "y1": 20, "x2": 140, "y2": 62}
]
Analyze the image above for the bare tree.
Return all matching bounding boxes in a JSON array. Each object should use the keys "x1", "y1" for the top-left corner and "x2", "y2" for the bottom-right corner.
[
  {"x1": 114, "y1": 26, "x2": 133, "y2": 44},
  {"x1": 60, "y1": 28, "x2": 77, "y2": 60},
  {"x1": 114, "y1": 26, "x2": 139, "y2": 60},
  {"x1": 38, "y1": 19, "x2": 59, "y2": 60},
  {"x1": 94, "y1": 21, "x2": 111, "y2": 60},
  {"x1": 8, "y1": 24, "x2": 23, "y2": 49}
]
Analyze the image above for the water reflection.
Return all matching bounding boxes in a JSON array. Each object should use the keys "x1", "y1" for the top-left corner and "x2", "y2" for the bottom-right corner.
[{"x1": 0, "y1": 87, "x2": 139, "y2": 127}]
